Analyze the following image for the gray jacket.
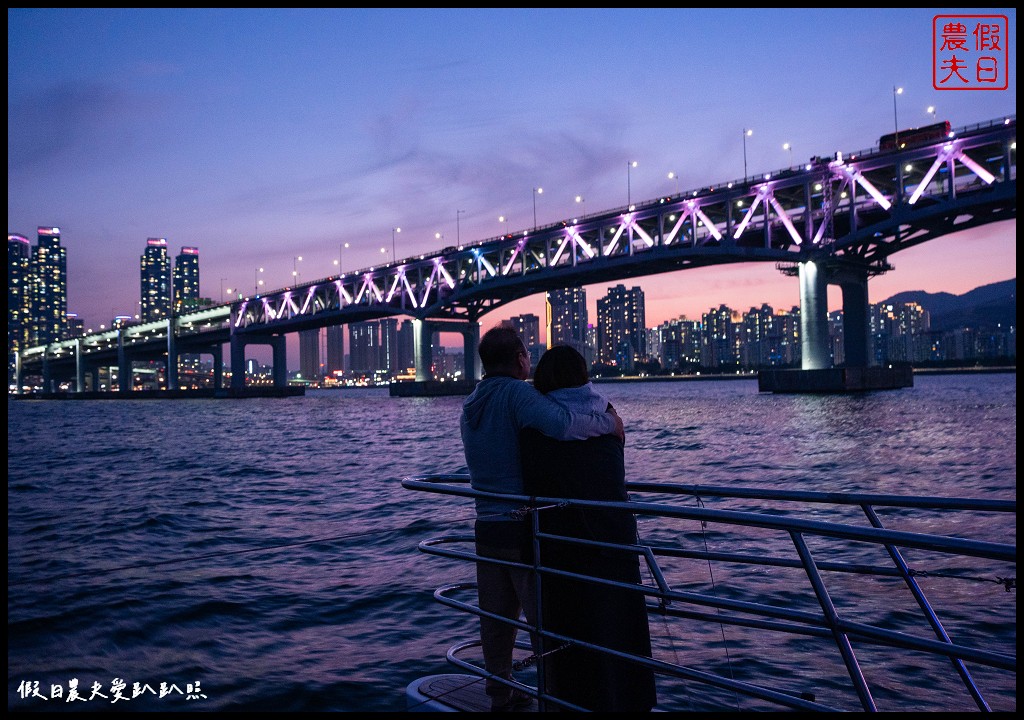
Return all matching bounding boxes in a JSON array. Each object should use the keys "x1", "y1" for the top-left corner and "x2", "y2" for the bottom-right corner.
[{"x1": 461, "y1": 375, "x2": 617, "y2": 519}]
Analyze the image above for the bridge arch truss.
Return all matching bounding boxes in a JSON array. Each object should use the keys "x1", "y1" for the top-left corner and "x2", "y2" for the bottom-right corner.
[{"x1": 233, "y1": 117, "x2": 1014, "y2": 335}]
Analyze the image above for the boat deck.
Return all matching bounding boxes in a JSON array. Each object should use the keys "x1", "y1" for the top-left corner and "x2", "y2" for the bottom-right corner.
[{"x1": 407, "y1": 674, "x2": 539, "y2": 713}]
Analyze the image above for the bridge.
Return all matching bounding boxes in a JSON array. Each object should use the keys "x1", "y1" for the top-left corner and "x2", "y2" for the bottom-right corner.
[{"x1": 14, "y1": 115, "x2": 1016, "y2": 394}]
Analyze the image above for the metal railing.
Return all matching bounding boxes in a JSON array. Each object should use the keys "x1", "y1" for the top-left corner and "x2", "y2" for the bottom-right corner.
[{"x1": 402, "y1": 475, "x2": 1016, "y2": 712}]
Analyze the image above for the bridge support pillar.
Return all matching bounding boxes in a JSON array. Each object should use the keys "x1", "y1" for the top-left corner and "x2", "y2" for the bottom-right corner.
[
  {"x1": 839, "y1": 271, "x2": 872, "y2": 367},
  {"x1": 230, "y1": 334, "x2": 287, "y2": 388},
  {"x1": 41, "y1": 349, "x2": 52, "y2": 393},
  {"x1": 75, "y1": 339, "x2": 85, "y2": 393},
  {"x1": 413, "y1": 319, "x2": 433, "y2": 382},
  {"x1": 462, "y1": 321, "x2": 480, "y2": 381},
  {"x1": 118, "y1": 330, "x2": 131, "y2": 393},
  {"x1": 392, "y1": 318, "x2": 479, "y2": 395},
  {"x1": 798, "y1": 260, "x2": 830, "y2": 370},
  {"x1": 212, "y1": 348, "x2": 224, "y2": 389},
  {"x1": 14, "y1": 350, "x2": 23, "y2": 394},
  {"x1": 230, "y1": 335, "x2": 247, "y2": 389},
  {"x1": 166, "y1": 319, "x2": 178, "y2": 391},
  {"x1": 44, "y1": 359, "x2": 54, "y2": 393},
  {"x1": 271, "y1": 335, "x2": 288, "y2": 387}
]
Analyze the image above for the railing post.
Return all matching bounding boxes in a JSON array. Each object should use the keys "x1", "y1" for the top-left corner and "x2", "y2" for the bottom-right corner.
[
  {"x1": 861, "y1": 504, "x2": 991, "y2": 711},
  {"x1": 790, "y1": 531, "x2": 877, "y2": 711},
  {"x1": 530, "y1": 502, "x2": 547, "y2": 712}
]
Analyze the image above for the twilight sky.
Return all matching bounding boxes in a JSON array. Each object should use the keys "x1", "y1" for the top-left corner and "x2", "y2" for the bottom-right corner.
[{"x1": 8, "y1": 8, "x2": 1017, "y2": 356}]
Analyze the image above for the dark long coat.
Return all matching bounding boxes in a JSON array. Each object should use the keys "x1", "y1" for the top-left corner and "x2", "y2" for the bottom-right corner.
[{"x1": 520, "y1": 429, "x2": 657, "y2": 712}]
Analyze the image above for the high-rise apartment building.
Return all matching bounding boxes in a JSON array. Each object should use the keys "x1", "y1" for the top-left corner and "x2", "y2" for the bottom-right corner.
[
  {"x1": 646, "y1": 326, "x2": 662, "y2": 368},
  {"x1": 657, "y1": 316, "x2": 701, "y2": 370},
  {"x1": 30, "y1": 226, "x2": 68, "y2": 346},
  {"x1": 325, "y1": 325, "x2": 345, "y2": 376},
  {"x1": 140, "y1": 238, "x2": 171, "y2": 322},
  {"x1": 379, "y1": 318, "x2": 400, "y2": 376},
  {"x1": 8, "y1": 233, "x2": 32, "y2": 385},
  {"x1": 546, "y1": 287, "x2": 589, "y2": 362},
  {"x1": 596, "y1": 284, "x2": 646, "y2": 368},
  {"x1": 737, "y1": 304, "x2": 799, "y2": 368},
  {"x1": 873, "y1": 302, "x2": 931, "y2": 364},
  {"x1": 701, "y1": 304, "x2": 741, "y2": 368},
  {"x1": 586, "y1": 325, "x2": 598, "y2": 360},
  {"x1": 740, "y1": 304, "x2": 773, "y2": 368},
  {"x1": 777, "y1": 307, "x2": 801, "y2": 366},
  {"x1": 433, "y1": 346, "x2": 465, "y2": 380},
  {"x1": 65, "y1": 313, "x2": 85, "y2": 339},
  {"x1": 173, "y1": 247, "x2": 201, "y2": 314},
  {"x1": 171, "y1": 246, "x2": 202, "y2": 372},
  {"x1": 349, "y1": 321, "x2": 380, "y2": 374},
  {"x1": 397, "y1": 320, "x2": 416, "y2": 375},
  {"x1": 506, "y1": 313, "x2": 543, "y2": 364},
  {"x1": 829, "y1": 310, "x2": 845, "y2": 366},
  {"x1": 299, "y1": 328, "x2": 321, "y2": 382}
]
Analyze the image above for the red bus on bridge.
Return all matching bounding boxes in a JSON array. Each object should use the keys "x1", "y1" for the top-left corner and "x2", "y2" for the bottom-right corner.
[{"x1": 879, "y1": 120, "x2": 952, "y2": 151}]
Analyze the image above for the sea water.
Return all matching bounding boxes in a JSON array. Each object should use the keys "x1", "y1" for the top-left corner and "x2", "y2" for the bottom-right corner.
[{"x1": 7, "y1": 373, "x2": 1016, "y2": 711}]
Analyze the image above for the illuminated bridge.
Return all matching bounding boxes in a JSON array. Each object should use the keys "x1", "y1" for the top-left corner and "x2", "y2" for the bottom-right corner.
[{"x1": 15, "y1": 115, "x2": 1016, "y2": 394}]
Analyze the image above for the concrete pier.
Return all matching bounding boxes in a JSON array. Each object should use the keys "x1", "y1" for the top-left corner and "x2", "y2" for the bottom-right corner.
[
  {"x1": 758, "y1": 366, "x2": 913, "y2": 394},
  {"x1": 13, "y1": 386, "x2": 305, "y2": 400},
  {"x1": 389, "y1": 380, "x2": 476, "y2": 397}
]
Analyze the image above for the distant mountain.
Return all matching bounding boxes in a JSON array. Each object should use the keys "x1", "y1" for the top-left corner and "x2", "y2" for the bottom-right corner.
[{"x1": 880, "y1": 278, "x2": 1016, "y2": 332}]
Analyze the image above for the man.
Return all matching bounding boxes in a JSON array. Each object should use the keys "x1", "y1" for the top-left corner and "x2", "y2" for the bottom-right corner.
[{"x1": 460, "y1": 324, "x2": 623, "y2": 712}]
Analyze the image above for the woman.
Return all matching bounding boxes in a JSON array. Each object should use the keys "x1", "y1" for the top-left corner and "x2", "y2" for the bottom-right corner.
[{"x1": 520, "y1": 345, "x2": 657, "y2": 712}]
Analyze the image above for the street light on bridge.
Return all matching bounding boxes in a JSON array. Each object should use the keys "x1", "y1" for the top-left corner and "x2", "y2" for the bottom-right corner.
[
  {"x1": 254, "y1": 267, "x2": 264, "y2": 295},
  {"x1": 783, "y1": 143, "x2": 793, "y2": 166},
  {"x1": 392, "y1": 227, "x2": 401, "y2": 261},
  {"x1": 742, "y1": 129, "x2": 753, "y2": 178},
  {"x1": 292, "y1": 255, "x2": 303, "y2": 285},
  {"x1": 627, "y1": 161, "x2": 638, "y2": 209},
  {"x1": 893, "y1": 86, "x2": 904, "y2": 148},
  {"x1": 575, "y1": 194, "x2": 586, "y2": 221},
  {"x1": 927, "y1": 105, "x2": 937, "y2": 122},
  {"x1": 334, "y1": 242, "x2": 350, "y2": 274},
  {"x1": 499, "y1": 215, "x2": 509, "y2": 237},
  {"x1": 667, "y1": 171, "x2": 679, "y2": 196},
  {"x1": 457, "y1": 209, "x2": 466, "y2": 247},
  {"x1": 532, "y1": 187, "x2": 543, "y2": 229}
]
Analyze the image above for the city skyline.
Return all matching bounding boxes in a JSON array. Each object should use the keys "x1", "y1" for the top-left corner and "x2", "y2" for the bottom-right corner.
[
  {"x1": 252, "y1": 279, "x2": 1016, "y2": 387},
  {"x1": 8, "y1": 9, "x2": 1016, "y2": 363}
]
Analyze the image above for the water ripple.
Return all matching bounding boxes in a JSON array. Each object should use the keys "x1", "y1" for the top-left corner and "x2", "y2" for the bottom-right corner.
[{"x1": 7, "y1": 376, "x2": 1016, "y2": 712}]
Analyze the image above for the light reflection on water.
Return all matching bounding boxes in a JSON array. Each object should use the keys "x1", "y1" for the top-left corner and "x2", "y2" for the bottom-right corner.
[{"x1": 7, "y1": 373, "x2": 1015, "y2": 711}]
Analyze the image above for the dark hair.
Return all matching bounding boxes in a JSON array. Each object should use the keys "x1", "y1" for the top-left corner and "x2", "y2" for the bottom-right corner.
[
  {"x1": 478, "y1": 324, "x2": 526, "y2": 375},
  {"x1": 533, "y1": 345, "x2": 589, "y2": 394}
]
